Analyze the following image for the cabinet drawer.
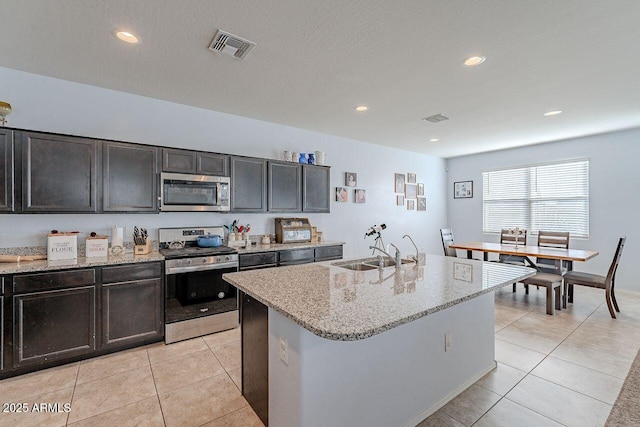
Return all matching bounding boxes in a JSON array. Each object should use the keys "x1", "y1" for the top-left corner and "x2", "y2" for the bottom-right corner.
[
  {"x1": 102, "y1": 262, "x2": 162, "y2": 284},
  {"x1": 14, "y1": 269, "x2": 96, "y2": 293},
  {"x1": 279, "y1": 248, "x2": 314, "y2": 264},
  {"x1": 315, "y1": 245, "x2": 343, "y2": 261},
  {"x1": 240, "y1": 252, "x2": 278, "y2": 270}
]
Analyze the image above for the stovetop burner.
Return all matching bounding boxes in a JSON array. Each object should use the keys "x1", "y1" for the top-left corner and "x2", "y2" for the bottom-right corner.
[{"x1": 158, "y1": 226, "x2": 238, "y2": 259}]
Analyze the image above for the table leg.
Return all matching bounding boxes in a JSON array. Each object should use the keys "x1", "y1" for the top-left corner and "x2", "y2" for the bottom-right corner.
[
  {"x1": 483, "y1": 252, "x2": 488, "y2": 261},
  {"x1": 466, "y1": 250, "x2": 472, "y2": 259}
]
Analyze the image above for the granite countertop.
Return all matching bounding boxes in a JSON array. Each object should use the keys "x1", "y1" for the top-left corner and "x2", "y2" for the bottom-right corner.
[
  {"x1": 0, "y1": 252, "x2": 165, "y2": 275},
  {"x1": 223, "y1": 255, "x2": 535, "y2": 341},
  {"x1": 236, "y1": 240, "x2": 344, "y2": 254}
]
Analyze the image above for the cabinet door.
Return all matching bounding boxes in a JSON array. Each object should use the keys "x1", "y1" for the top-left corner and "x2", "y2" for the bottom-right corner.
[
  {"x1": 268, "y1": 161, "x2": 301, "y2": 212},
  {"x1": 279, "y1": 248, "x2": 315, "y2": 265},
  {"x1": 162, "y1": 148, "x2": 197, "y2": 173},
  {"x1": 230, "y1": 156, "x2": 267, "y2": 212},
  {"x1": 14, "y1": 286, "x2": 96, "y2": 367},
  {"x1": 20, "y1": 132, "x2": 100, "y2": 212},
  {"x1": 197, "y1": 152, "x2": 228, "y2": 176},
  {"x1": 102, "y1": 278, "x2": 163, "y2": 348},
  {"x1": 102, "y1": 263, "x2": 163, "y2": 348},
  {"x1": 0, "y1": 129, "x2": 14, "y2": 212},
  {"x1": 103, "y1": 142, "x2": 158, "y2": 212},
  {"x1": 241, "y1": 291, "x2": 269, "y2": 426},
  {"x1": 302, "y1": 165, "x2": 330, "y2": 213},
  {"x1": 315, "y1": 245, "x2": 343, "y2": 261}
]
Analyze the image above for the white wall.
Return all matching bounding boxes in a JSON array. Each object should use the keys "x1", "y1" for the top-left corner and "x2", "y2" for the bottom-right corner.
[
  {"x1": 446, "y1": 128, "x2": 640, "y2": 291},
  {"x1": 0, "y1": 66, "x2": 447, "y2": 258}
]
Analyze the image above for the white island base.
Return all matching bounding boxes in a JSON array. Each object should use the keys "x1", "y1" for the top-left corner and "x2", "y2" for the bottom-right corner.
[{"x1": 268, "y1": 292, "x2": 496, "y2": 427}]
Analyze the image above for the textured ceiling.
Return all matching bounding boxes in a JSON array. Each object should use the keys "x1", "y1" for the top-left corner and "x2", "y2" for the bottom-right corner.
[{"x1": 1, "y1": 0, "x2": 639, "y2": 158}]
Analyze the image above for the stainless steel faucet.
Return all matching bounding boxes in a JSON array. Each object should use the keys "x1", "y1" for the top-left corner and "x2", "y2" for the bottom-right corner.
[
  {"x1": 369, "y1": 245, "x2": 396, "y2": 267},
  {"x1": 390, "y1": 243, "x2": 402, "y2": 267},
  {"x1": 402, "y1": 234, "x2": 419, "y2": 263}
]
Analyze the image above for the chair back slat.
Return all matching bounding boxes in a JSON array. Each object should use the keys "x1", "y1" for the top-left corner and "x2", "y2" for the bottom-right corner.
[
  {"x1": 440, "y1": 228, "x2": 457, "y2": 257},
  {"x1": 606, "y1": 237, "x2": 626, "y2": 285},
  {"x1": 500, "y1": 228, "x2": 527, "y2": 245},
  {"x1": 537, "y1": 231, "x2": 570, "y2": 271}
]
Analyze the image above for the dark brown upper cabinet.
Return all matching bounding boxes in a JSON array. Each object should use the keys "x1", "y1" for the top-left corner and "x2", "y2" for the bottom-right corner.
[
  {"x1": 268, "y1": 161, "x2": 301, "y2": 212},
  {"x1": 302, "y1": 165, "x2": 330, "y2": 213},
  {"x1": 230, "y1": 156, "x2": 267, "y2": 212},
  {"x1": 103, "y1": 142, "x2": 158, "y2": 212},
  {"x1": 0, "y1": 129, "x2": 14, "y2": 212},
  {"x1": 163, "y1": 148, "x2": 228, "y2": 176},
  {"x1": 19, "y1": 132, "x2": 100, "y2": 213}
]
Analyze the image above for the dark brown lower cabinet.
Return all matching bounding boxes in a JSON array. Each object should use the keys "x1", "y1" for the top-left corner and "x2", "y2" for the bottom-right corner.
[
  {"x1": 14, "y1": 286, "x2": 96, "y2": 367},
  {"x1": 102, "y1": 263, "x2": 163, "y2": 348},
  {"x1": 241, "y1": 291, "x2": 269, "y2": 426}
]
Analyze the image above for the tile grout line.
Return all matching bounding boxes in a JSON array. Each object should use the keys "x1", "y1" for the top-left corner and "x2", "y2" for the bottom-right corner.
[
  {"x1": 64, "y1": 363, "x2": 81, "y2": 427},
  {"x1": 148, "y1": 348, "x2": 169, "y2": 427}
]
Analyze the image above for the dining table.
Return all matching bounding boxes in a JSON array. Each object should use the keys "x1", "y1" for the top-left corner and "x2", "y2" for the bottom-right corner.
[{"x1": 448, "y1": 241, "x2": 599, "y2": 307}]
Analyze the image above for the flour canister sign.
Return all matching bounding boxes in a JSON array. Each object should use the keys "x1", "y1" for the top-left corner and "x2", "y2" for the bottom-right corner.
[{"x1": 47, "y1": 232, "x2": 78, "y2": 260}]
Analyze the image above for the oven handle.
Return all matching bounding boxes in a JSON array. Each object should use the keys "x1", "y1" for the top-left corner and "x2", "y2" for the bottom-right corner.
[{"x1": 165, "y1": 261, "x2": 239, "y2": 275}]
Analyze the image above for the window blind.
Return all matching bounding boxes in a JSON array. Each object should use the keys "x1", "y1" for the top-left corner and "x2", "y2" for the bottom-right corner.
[{"x1": 482, "y1": 160, "x2": 589, "y2": 238}]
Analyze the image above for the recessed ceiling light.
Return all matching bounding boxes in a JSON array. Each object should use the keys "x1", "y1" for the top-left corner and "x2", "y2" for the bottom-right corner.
[
  {"x1": 463, "y1": 55, "x2": 486, "y2": 66},
  {"x1": 429, "y1": 138, "x2": 440, "y2": 142},
  {"x1": 354, "y1": 105, "x2": 369, "y2": 112},
  {"x1": 113, "y1": 30, "x2": 141, "y2": 45},
  {"x1": 543, "y1": 110, "x2": 563, "y2": 116}
]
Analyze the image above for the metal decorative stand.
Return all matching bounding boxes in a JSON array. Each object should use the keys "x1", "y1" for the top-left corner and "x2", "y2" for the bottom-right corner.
[{"x1": 509, "y1": 227, "x2": 526, "y2": 249}]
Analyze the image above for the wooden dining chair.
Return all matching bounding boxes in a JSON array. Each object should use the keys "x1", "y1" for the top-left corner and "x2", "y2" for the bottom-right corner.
[
  {"x1": 499, "y1": 229, "x2": 529, "y2": 292},
  {"x1": 535, "y1": 231, "x2": 571, "y2": 275},
  {"x1": 440, "y1": 228, "x2": 457, "y2": 257},
  {"x1": 563, "y1": 237, "x2": 626, "y2": 318}
]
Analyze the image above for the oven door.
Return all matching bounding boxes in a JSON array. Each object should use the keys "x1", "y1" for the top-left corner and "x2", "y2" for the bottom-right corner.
[
  {"x1": 165, "y1": 265, "x2": 238, "y2": 325},
  {"x1": 160, "y1": 172, "x2": 230, "y2": 211}
]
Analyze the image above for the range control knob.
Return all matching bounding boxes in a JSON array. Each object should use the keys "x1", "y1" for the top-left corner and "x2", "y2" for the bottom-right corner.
[
  {"x1": 216, "y1": 256, "x2": 222, "y2": 262},
  {"x1": 202, "y1": 258, "x2": 207, "y2": 264},
  {"x1": 225, "y1": 256, "x2": 230, "y2": 261},
  {"x1": 186, "y1": 259, "x2": 192, "y2": 265}
]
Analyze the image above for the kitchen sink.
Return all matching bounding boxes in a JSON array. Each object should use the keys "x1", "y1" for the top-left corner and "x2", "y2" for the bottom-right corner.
[
  {"x1": 332, "y1": 261, "x2": 378, "y2": 271},
  {"x1": 362, "y1": 258, "x2": 415, "y2": 268},
  {"x1": 331, "y1": 257, "x2": 415, "y2": 271}
]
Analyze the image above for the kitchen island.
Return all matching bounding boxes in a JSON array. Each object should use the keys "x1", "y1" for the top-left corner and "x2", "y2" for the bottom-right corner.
[{"x1": 223, "y1": 254, "x2": 535, "y2": 427}]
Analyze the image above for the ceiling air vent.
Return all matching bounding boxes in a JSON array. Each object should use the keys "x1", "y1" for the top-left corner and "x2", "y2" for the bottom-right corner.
[
  {"x1": 422, "y1": 113, "x2": 450, "y2": 123},
  {"x1": 208, "y1": 30, "x2": 256, "y2": 60}
]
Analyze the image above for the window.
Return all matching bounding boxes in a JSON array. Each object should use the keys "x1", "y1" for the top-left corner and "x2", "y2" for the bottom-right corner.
[{"x1": 482, "y1": 160, "x2": 589, "y2": 238}]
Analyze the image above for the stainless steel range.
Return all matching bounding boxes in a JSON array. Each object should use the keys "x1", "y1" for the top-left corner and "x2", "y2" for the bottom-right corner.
[{"x1": 159, "y1": 226, "x2": 239, "y2": 344}]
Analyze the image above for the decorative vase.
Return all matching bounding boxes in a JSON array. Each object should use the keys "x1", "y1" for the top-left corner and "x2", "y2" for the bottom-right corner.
[
  {"x1": 298, "y1": 153, "x2": 307, "y2": 164},
  {"x1": 307, "y1": 153, "x2": 315, "y2": 164}
]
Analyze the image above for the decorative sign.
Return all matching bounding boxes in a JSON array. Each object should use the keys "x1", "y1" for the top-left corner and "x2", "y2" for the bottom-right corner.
[
  {"x1": 454, "y1": 181, "x2": 473, "y2": 199},
  {"x1": 47, "y1": 233, "x2": 78, "y2": 260}
]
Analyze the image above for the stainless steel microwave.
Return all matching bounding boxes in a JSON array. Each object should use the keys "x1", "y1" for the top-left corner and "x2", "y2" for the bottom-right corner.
[{"x1": 160, "y1": 173, "x2": 230, "y2": 212}]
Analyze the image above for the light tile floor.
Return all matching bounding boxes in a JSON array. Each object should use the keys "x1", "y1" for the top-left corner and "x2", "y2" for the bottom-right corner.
[
  {"x1": 420, "y1": 286, "x2": 640, "y2": 427},
  {"x1": 1, "y1": 286, "x2": 638, "y2": 426}
]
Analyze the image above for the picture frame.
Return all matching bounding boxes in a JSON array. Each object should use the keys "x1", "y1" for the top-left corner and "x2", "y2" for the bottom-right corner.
[
  {"x1": 417, "y1": 183, "x2": 424, "y2": 196},
  {"x1": 454, "y1": 180, "x2": 473, "y2": 199},
  {"x1": 335, "y1": 187, "x2": 348, "y2": 202},
  {"x1": 405, "y1": 183, "x2": 417, "y2": 199},
  {"x1": 417, "y1": 197, "x2": 426, "y2": 211},
  {"x1": 407, "y1": 173, "x2": 417, "y2": 184},
  {"x1": 345, "y1": 172, "x2": 357, "y2": 187},
  {"x1": 354, "y1": 188, "x2": 366, "y2": 203},
  {"x1": 407, "y1": 200, "x2": 415, "y2": 210},
  {"x1": 394, "y1": 173, "x2": 405, "y2": 193},
  {"x1": 396, "y1": 195, "x2": 404, "y2": 206}
]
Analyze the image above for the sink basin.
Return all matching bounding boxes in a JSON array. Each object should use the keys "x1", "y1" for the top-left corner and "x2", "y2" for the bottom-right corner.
[
  {"x1": 362, "y1": 258, "x2": 415, "y2": 268},
  {"x1": 331, "y1": 257, "x2": 415, "y2": 271},
  {"x1": 332, "y1": 262, "x2": 378, "y2": 271}
]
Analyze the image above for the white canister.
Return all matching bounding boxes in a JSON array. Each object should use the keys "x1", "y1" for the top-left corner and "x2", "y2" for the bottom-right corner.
[
  {"x1": 314, "y1": 151, "x2": 326, "y2": 165},
  {"x1": 283, "y1": 150, "x2": 292, "y2": 162},
  {"x1": 291, "y1": 152, "x2": 299, "y2": 163}
]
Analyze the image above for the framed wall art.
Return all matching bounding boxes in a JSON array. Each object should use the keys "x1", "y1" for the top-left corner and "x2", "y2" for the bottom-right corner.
[
  {"x1": 405, "y1": 183, "x2": 417, "y2": 199},
  {"x1": 454, "y1": 181, "x2": 473, "y2": 199},
  {"x1": 417, "y1": 183, "x2": 424, "y2": 196},
  {"x1": 355, "y1": 189, "x2": 366, "y2": 203},
  {"x1": 417, "y1": 197, "x2": 426, "y2": 211},
  {"x1": 345, "y1": 172, "x2": 357, "y2": 187},
  {"x1": 407, "y1": 200, "x2": 415, "y2": 210},
  {"x1": 394, "y1": 173, "x2": 405, "y2": 193},
  {"x1": 396, "y1": 195, "x2": 404, "y2": 206},
  {"x1": 407, "y1": 173, "x2": 417, "y2": 184},
  {"x1": 336, "y1": 187, "x2": 348, "y2": 202}
]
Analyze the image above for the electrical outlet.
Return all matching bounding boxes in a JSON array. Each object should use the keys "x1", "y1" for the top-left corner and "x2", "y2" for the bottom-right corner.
[
  {"x1": 445, "y1": 332, "x2": 452, "y2": 352},
  {"x1": 279, "y1": 336, "x2": 288, "y2": 365}
]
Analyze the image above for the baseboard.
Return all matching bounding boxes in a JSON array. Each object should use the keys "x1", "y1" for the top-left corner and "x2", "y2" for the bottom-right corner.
[{"x1": 404, "y1": 360, "x2": 497, "y2": 427}]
